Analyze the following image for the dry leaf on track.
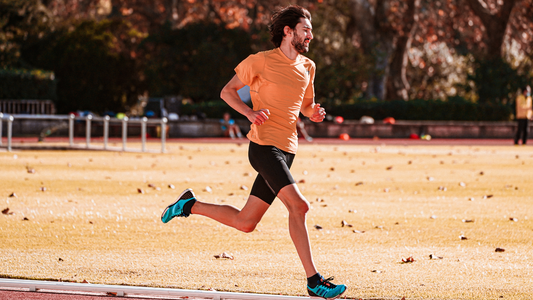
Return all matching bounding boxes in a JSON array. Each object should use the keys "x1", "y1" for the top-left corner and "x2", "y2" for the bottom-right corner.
[
  {"x1": 341, "y1": 220, "x2": 353, "y2": 227},
  {"x1": 214, "y1": 252, "x2": 234, "y2": 260},
  {"x1": 401, "y1": 256, "x2": 415, "y2": 263}
]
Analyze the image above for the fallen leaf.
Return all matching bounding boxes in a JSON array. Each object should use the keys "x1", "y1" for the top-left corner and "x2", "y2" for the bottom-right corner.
[
  {"x1": 168, "y1": 184, "x2": 175, "y2": 189},
  {"x1": 348, "y1": 209, "x2": 357, "y2": 213},
  {"x1": 240, "y1": 185, "x2": 248, "y2": 190},
  {"x1": 58, "y1": 258, "x2": 64, "y2": 262},
  {"x1": 353, "y1": 230, "x2": 365, "y2": 233},
  {"x1": 401, "y1": 256, "x2": 415, "y2": 263},
  {"x1": 314, "y1": 224, "x2": 323, "y2": 230},
  {"x1": 330, "y1": 167, "x2": 335, "y2": 171},
  {"x1": 2, "y1": 208, "x2": 13, "y2": 215},
  {"x1": 462, "y1": 219, "x2": 475, "y2": 223},
  {"x1": 438, "y1": 186, "x2": 447, "y2": 191},
  {"x1": 459, "y1": 235, "x2": 468, "y2": 240},
  {"x1": 40, "y1": 187, "x2": 47, "y2": 192},
  {"x1": 429, "y1": 254, "x2": 443, "y2": 260},
  {"x1": 298, "y1": 179, "x2": 306, "y2": 184},
  {"x1": 386, "y1": 166, "x2": 393, "y2": 170},
  {"x1": 479, "y1": 171, "x2": 484, "y2": 175},
  {"x1": 371, "y1": 270, "x2": 383, "y2": 273},
  {"x1": 495, "y1": 248, "x2": 505, "y2": 253},
  {"x1": 137, "y1": 188, "x2": 144, "y2": 194},
  {"x1": 355, "y1": 182, "x2": 364, "y2": 186},
  {"x1": 22, "y1": 217, "x2": 29, "y2": 221},
  {"x1": 341, "y1": 220, "x2": 353, "y2": 227},
  {"x1": 214, "y1": 252, "x2": 234, "y2": 260},
  {"x1": 8, "y1": 193, "x2": 17, "y2": 198},
  {"x1": 148, "y1": 183, "x2": 156, "y2": 188},
  {"x1": 27, "y1": 168, "x2": 35, "y2": 174},
  {"x1": 483, "y1": 195, "x2": 494, "y2": 199},
  {"x1": 509, "y1": 217, "x2": 518, "y2": 222}
]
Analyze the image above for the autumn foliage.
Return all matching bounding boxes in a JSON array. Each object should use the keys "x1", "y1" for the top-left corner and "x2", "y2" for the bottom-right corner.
[{"x1": 1, "y1": 0, "x2": 532, "y2": 117}]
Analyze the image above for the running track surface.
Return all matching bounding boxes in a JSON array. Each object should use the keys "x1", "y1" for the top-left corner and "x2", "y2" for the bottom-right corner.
[
  {"x1": 1, "y1": 136, "x2": 527, "y2": 147},
  {"x1": 0, "y1": 137, "x2": 526, "y2": 299}
]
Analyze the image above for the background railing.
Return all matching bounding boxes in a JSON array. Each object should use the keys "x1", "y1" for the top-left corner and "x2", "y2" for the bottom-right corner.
[{"x1": 0, "y1": 113, "x2": 168, "y2": 153}]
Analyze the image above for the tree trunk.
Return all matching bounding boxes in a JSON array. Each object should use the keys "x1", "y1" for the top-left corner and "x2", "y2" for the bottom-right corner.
[
  {"x1": 350, "y1": 0, "x2": 397, "y2": 100},
  {"x1": 385, "y1": 0, "x2": 419, "y2": 101},
  {"x1": 464, "y1": 0, "x2": 518, "y2": 59}
]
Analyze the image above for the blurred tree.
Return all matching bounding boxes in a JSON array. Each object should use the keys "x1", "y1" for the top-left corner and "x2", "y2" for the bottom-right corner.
[
  {"x1": 464, "y1": 0, "x2": 518, "y2": 59},
  {"x1": 140, "y1": 21, "x2": 252, "y2": 102},
  {"x1": 406, "y1": 0, "x2": 532, "y2": 103},
  {"x1": 23, "y1": 19, "x2": 145, "y2": 113},
  {"x1": 348, "y1": 0, "x2": 419, "y2": 101},
  {"x1": 0, "y1": 0, "x2": 54, "y2": 68},
  {"x1": 306, "y1": 0, "x2": 371, "y2": 105}
]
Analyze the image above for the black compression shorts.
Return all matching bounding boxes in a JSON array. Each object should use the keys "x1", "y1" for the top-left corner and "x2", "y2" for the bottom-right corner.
[{"x1": 248, "y1": 141, "x2": 296, "y2": 205}]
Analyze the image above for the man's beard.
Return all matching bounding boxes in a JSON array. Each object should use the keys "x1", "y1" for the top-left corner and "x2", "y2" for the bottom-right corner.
[{"x1": 292, "y1": 33, "x2": 309, "y2": 53}]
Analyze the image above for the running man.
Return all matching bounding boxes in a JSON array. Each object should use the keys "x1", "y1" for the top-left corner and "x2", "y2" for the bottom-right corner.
[{"x1": 161, "y1": 5, "x2": 346, "y2": 299}]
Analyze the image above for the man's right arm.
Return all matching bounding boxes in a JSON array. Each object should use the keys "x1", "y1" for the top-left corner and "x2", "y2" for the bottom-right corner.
[{"x1": 220, "y1": 75, "x2": 270, "y2": 126}]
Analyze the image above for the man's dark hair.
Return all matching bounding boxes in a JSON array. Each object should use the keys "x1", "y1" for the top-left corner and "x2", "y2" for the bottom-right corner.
[{"x1": 269, "y1": 5, "x2": 312, "y2": 48}]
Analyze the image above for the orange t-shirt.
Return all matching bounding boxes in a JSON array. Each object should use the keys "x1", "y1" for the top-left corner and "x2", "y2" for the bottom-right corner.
[{"x1": 235, "y1": 48, "x2": 315, "y2": 154}]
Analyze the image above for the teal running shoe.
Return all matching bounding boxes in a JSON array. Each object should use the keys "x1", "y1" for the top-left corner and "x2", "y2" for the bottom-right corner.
[
  {"x1": 161, "y1": 188, "x2": 197, "y2": 223},
  {"x1": 307, "y1": 276, "x2": 346, "y2": 299}
]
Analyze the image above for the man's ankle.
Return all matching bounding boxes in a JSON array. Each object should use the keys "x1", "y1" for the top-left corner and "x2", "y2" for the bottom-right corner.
[{"x1": 307, "y1": 273, "x2": 322, "y2": 288}]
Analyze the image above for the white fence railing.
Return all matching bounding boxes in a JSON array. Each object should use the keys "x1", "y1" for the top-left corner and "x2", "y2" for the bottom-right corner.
[
  {"x1": 0, "y1": 113, "x2": 167, "y2": 153},
  {"x1": 0, "y1": 278, "x2": 311, "y2": 300}
]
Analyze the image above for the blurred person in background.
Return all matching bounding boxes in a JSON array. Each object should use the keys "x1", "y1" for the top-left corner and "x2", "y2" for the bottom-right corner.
[{"x1": 514, "y1": 85, "x2": 532, "y2": 145}]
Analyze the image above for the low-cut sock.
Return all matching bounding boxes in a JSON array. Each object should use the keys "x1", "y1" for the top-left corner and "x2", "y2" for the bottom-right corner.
[
  {"x1": 307, "y1": 273, "x2": 322, "y2": 288},
  {"x1": 183, "y1": 199, "x2": 196, "y2": 216}
]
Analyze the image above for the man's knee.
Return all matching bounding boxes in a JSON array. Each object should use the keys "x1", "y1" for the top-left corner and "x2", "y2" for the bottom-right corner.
[
  {"x1": 278, "y1": 184, "x2": 310, "y2": 215},
  {"x1": 282, "y1": 196, "x2": 310, "y2": 215},
  {"x1": 291, "y1": 199, "x2": 310, "y2": 215},
  {"x1": 236, "y1": 219, "x2": 259, "y2": 233}
]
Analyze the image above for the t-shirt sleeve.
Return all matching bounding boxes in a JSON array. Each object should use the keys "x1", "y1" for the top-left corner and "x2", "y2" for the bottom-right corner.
[
  {"x1": 304, "y1": 62, "x2": 315, "y2": 99},
  {"x1": 235, "y1": 53, "x2": 264, "y2": 86}
]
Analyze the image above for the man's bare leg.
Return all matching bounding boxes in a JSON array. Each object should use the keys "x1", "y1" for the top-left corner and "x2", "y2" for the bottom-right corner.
[
  {"x1": 277, "y1": 183, "x2": 318, "y2": 277},
  {"x1": 191, "y1": 195, "x2": 269, "y2": 233}
]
